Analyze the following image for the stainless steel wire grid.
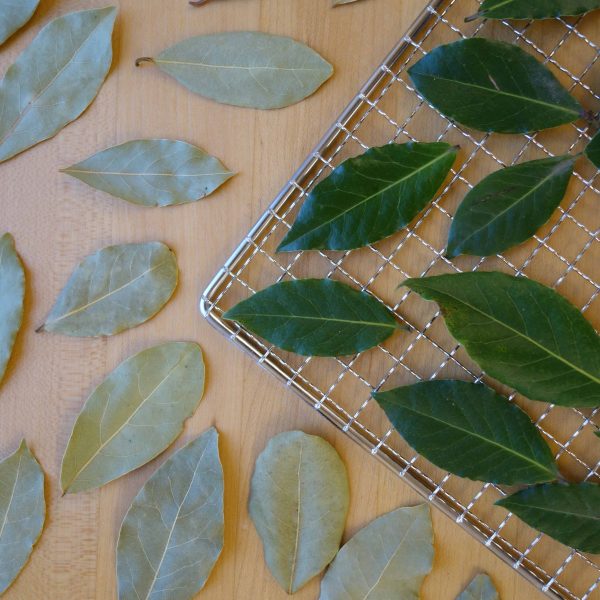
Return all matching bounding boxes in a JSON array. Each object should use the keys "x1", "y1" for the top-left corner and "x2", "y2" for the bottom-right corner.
[{"x1": 200, "y1": 1, "x2": 600, "y2": 598}]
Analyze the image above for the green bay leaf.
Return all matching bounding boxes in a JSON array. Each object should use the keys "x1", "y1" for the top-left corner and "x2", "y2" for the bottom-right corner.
[
  {"x1": 408, "y1": 38, "x2": 582, "y2": 133},
  {"x1": 319, "y1": 504, "x2": 433, "y2": 600},
  {"x1": 250, "y1": 431, "x2": 349, "y2": 594},
  {"x1": 278, "y1": 142, "x2": 457, "y2": 252},
  {"x1": 61, "y1": 139, "x2": 234, "y2": 207},
  {"x1": 0, "y1": 7, "x2": 117, "y2": 163},
  {"x1": 446, "y1": 155, "x2": 574, "y2": 258},
  {"x1": 117, "y1": 427, "x2": 223, "y2": 600},
  {"x1": 224, "y1": 278, "x2": 399, "y2": 357},
  {"x1": 470, "y1": 0, "x2": 600, "y2": 20},
  {"x1": 457, "y1": 574, "x2": 499, "y2": 600},
  {"x1": 0, "y1": 441, "x2": 45, "y2": 594},
  {"x1": 404, "y1": 272, "x2": 600, "y2": 407},
  {"x1": 585, "y1": 130, "x2": 600, "y2": 169},
  {"x1": 61, "y1": 341, "x2": 205, "y2": 494},
  {"x1": 497, "y1": 483, "x2": 600, "y2": 554},
  {"x1": 0, "y1": 0, "x2": 39, "y2": 46},
  {"x1": 137, "y1": 31, "x2": 333, "y2": 109}
]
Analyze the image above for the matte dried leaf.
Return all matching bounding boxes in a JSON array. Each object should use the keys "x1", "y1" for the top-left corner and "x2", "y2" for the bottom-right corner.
[
  {"x1": 0, "y1": 0, "x2": 39, "y2": 46},
  {"x1": 470, "y1": 0, "x2": 600, "y2": 20},
  {"x1": 457, "y1": 574, "x2": 499, "y2": 600}
]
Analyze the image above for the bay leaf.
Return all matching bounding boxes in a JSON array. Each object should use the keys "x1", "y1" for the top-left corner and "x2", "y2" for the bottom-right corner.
[
  {"x1": 224, "y1": 278, "x2": 399, "y2": 357},
  {"x1": 446, "y1": 155, "x2": 574, "y2": 258},
  {"x1": 468, "y1": 0, "x2": 600, "y2": 21},
  {"x1": 457, "y1": 574, "x2": 499, "y2": 600},
  {"x1": 319, "y1": 504, "x2": 433, "y2": 600},
  {"x1": 117, "y1": 427, "x2": 223, "y2": 600},
  {"x1": 61, "y1": 341, "x2": 205, "y2": 494},
  {"x1": 0, "y1": 0, "x2": 39, "y2": 46},
  {"x1": 497, "y1": 482, "x2": 600, "y2": 554},
  {"x1": 373, "y1": 380, "x2": 557, "y2": 485},
  {"x1": 408, "y1": 38, "x2": 582, "y2": 133},
  {"x1": 0, "y1": 233, "x2": 25, "y2": 385},
  {"x1": 0, "y1": 441, "x2": 45, "y2": 594},
  {"x1": 249, "y1": 431, "x2": 349, "y2": 594},
  {"x1": 61, "y1": 139, "x2": 234, "y2": 207},
  {"x1": 278, "y1": 142, "x2": 457, "y2": 252},
  {"x1": 40, "y1": 241, "x2": 177, "y2": 337},
  {"x1": 0, "y1": 7, "x2": 117, "y2": 163},
  {"x1": 136, "y1": 31, "x2": 333, "y2": 110},
  {"x1": 404, "y1": 272, "x2": 600, "y2": 408},
  {"x1": 585, "y1": 130, "x2": 600, "y2": 169}
]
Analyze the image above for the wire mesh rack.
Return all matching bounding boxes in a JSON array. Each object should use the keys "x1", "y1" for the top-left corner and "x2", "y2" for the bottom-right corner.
[{"x1": 200, "y1": 1, "x2": 600, "y2": 598}]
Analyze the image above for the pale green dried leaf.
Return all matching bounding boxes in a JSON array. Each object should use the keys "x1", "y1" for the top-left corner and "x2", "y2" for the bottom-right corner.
[
  {"x1": 61, "y1": 342, "x2": 205, "y2": 494},
  {"x1": 117, "y1": 428, "x2": 223, "y2": 600},
  {"x1": 0, "y1": 0, "x2": 39, "y2": 46},
  {"x1": 0, "y1": 441, "x2": 45, "y2": 594},
  {"x1": 319, "y1": 504, "x2": 433, "y2": 600},
  {"x1": 0, "y1": 6, "x2": 116, "y2": 163},
  {"x1": 250, "y1": 431, "x2": 349, "y2": 594},
  {"x1": 457, "y1": 574, "x2": 499, "y2": 600}
]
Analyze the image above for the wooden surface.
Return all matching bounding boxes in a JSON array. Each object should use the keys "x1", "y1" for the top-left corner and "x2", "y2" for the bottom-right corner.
[{"x1": 0, "y1": 1, "x2": 564, "y2": 598}]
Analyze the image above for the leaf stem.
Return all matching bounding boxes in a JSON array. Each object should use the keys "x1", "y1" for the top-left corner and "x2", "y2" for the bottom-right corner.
[{"x1": 135, "y1": 57, "x2": 155, "y2": 67}]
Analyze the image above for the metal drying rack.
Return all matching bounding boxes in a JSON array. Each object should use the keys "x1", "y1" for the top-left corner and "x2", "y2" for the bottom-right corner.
[{"x1": 200, "y1": 1, "x2": 600, "y2": 598}]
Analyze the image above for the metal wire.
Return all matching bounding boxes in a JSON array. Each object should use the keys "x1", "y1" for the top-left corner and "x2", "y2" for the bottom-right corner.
[{"x1": 200, "y1": 1, "x2": 600, "y2": 598}]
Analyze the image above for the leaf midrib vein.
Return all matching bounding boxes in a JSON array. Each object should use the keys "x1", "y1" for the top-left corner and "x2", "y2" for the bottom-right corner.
[
  {"x1": 62, "y1": 168, "x2": 232, "y2": 177},
  {"x1": 156, "y1": 59, "x2": 324, "y2": 73},
  {"x1": 230, "y1": 312, "x2": 396, "y2": 330}
]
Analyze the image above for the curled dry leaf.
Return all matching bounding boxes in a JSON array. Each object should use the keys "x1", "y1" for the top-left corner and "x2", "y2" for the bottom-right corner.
[
  {"x1": 0, "y1": 0, "x2": 39, "y2": 46},
  {"x1": 457, "y1": 574, "x2": 499, "y2": 600}
]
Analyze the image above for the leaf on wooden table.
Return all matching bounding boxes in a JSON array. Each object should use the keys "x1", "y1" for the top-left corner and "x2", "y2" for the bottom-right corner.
[
  {"x1": 278, "y1": 142, "x2": 457, "y2": 252},
  {"x1": 585, "y1": 130, "x2": 600, "y2": 169},
  {"x1": 497, "y1": 483, "x2": 600, "y2": 554},
  {"x1": 0, "y1": 441, "x2": 45, "y2": 595},
  {"x1": 468, "y1": 0, "x2": 600, "y2": 21},
  {"x1": 333, "y1": 0, "x2": 363, "y2": 4},
  {"x1": 408, "y1": 38, "x2": 582, "y2": 133},
  {"x1": 0, "y1": 0, "x2": 39, "y2": 46},
  {"x1": 446, "y1": 155, "x2": 574, "y2": 258},
  {"x1": 457, "y1": 574, "x2": 499, "y2": 600},
  {"x1": 0, "y1": 7, "x2": 117, "y2": 163},
  {"x1": 136, "y1": 31, "x2": 333, "y2": 109},
  {"x1": 250, "y1": 431, "x2": 350, "y2": 594},
  {"x1": 117, "y1": 427, "x2": 223, "y2": 600},
  {"x1": 404, "y1": 272, "x2": 600, "y2": 407},
  {"x1": 61, "y1": 342, "x2": 205, "y2": 494},
  {"x1": 319, "y1": 504, "x2": 433, "y2": 600},
  {"x1": 40, "y1": 241, "x2": 177, "y2": 337}
]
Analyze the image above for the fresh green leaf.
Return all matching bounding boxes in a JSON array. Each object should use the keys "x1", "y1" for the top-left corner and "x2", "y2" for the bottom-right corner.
[
  {"x1": 136, "y1": 31, "x2": 332, "y2": 110},
  {"x1": 0, "y1": 7, "x2": 117, "y2": 163},
  {"x1": 0, "y1": 441, "x2": 45, "y2": 594},
  {"x1": 595, "y1": 431, "x2": 600, "y2": 439},
  {"x1": 468, "y1": 0, "x2": 600, "y2": 21},
  {"x1": 404, "y1": 272, "x2": 600, "y2": 407},
  {"x1": 319, "y1": 504, "x2": 433, "y2": 600},
  {"x1": 457, "y1": 574, "x2": 499, "y2": 600},
  {"x1": 61, "y1": 139, "x2": 234, "y2": 207},
  {"x1": 249, "y1": 431, "x2": 349, "y2": 593},
  {"x1": 278, "y1": 142, "x2": 457, "y2": 252},
  {"x1": 117, "y1": 428, "x2": 223, "y2": 600},
  {"x1": 40, "y1": 241, "x2": 177, "y2": 337},
  {"x1": 446, "y1": 156, "x2": 574, "y2": 258},
  {"x1": 0, "y1": 0, "x2": 39, "y2": 46},
  {"x1": 585, "y1": 130, "x2": 600, "y2": 169},
  {"x1": 61, "y1": 342, "x2": 204, "y2": 494},
  {"x1": 373, "y1": 380, "x2": 557, "y2": 485},
  {"x1": 224, "y1": 278, "x2": 399, "y2": 357},
  {"x1": 0, "y1": 233, "x2": 25, "y2": 385},
  {"x1": 497, "y1": 483, "x2": 600, "y2": 554},
  {"x1": 408, "y1": 38, "x2": 582, "y2": 133}
]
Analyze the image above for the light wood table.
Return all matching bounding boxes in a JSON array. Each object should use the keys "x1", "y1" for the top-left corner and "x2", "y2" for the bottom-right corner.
[{"x1": 0, "y1": 1, "x2": 561, "y2": 598}]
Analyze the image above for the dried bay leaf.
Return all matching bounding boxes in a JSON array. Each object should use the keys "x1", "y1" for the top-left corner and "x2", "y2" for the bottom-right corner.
[
  {"x1": 469, "y1": 0, "x2": 600, "y2": 21},
  {"x1": 585, "y1": 130, "x2": 600, "y2": 169},
  {"x1": 61, "y1": 342, "x2": 205, "y2": 494},
  {"x1": 136, "y1": 31, "x2": 333, "y2": 109},
  {"x1": 0, "y1": 7, "x2": 117, "y2": 163},
  {"x1": 250, "y1": 431, "x2": 349, "y2": 594},
  {"x1": 457, "y1": 574, "x2": 499, "y2": 600},
  {"x1": 319, "y1": 504, "x2": 433, "y2": 600},
  {"x1": 62, "y1": 139, "x2": 234, "y2": 207},
  {"x1": 0, "y1": 0, "x2": 39, "y2": 46},
  {"x1": 40, "y1": 241, "x2": 177, "y2": 337},
  {"x1": 0, "y1": 441, "x2": 45, "y2": 594},
  {"x1": 117, "y1": 427, "x2": 223, "y2": 600}
]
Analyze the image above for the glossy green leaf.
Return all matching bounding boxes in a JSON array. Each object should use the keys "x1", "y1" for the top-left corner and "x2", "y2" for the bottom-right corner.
[
  {"x1": 278, "y1": 142, "x2": 457, "y2": 252},
  {"x1": 224, "y1": 278, "x2": 399, "y2": 357},
  {"x1": 61, "y1": 139, "x2": 234, "y2": 207},
  {"x1": 469, "y1": 0, "x2": 600, "y2": 21},
  {"x1": 40, "y1": 241, "x2": 177, "y2": 337},
  {"x1": 0, "y1": 7, "x2": 117, "y2": 163},
  {"x1": 373, "y1": 380, "x2": 557, "y2": 485},
  {"x1": 137, "y1": 31, "x2": 333, "y2": 109},
  {"x1": 319, "y1": 504, "x2": 433, "y2": 600},
  {"x1": 0, "y1": 441, "x2": 45, "y2": 594},
  {"x1": 61, "y1": 342, "x2": 204, "y2": 494},
  {"x1": 446, "y1": 155, "x2": 574, "y2": 258},
  {"x1": 0, "y1": 0, "x2": 39, "y2": 46},
  {"x1": 404, "y1": 272, "x2": 600, "y2": 407},
  {"x1": 457, "y1": 574, "x2": 499, "y2": 600},
  {"x1": 0, "y1": 233, "x2": 25, "y2": 385},
  {"x1": 117, "y1": 428, "x2": 223, "y2": 600},
  {"x1": 408, "y1": 38, "x2": 582, "y2": 133},
  {"x1": 250, "y1": 431, "x2": 349, "y2": 593},
  {"x1": 585, "y1": 130, "x2": 600, "y2": 169},
  {"x1": 497, "y1": 483, "x2": 600, "y2": 553}
]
